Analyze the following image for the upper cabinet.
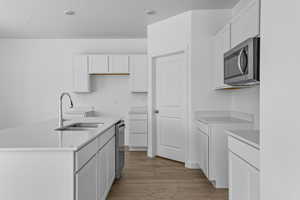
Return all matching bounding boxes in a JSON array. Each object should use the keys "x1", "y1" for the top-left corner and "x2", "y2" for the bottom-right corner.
[
  {"x1": 212, "y1": 0, "x2": 260, "y2": 90},
  {"x1": 88, "y1": 55, "x2": 129, "y2": 74},
  {"x1": 212, "y1": 24, "x2": 231, "y2": 89},
  {"x1": 109, "y1": 55, "x2": 129, "y2": 74},
  {"x1": 130, "y1": 55, "x2": 148, "y2": 93},
  {"x1": 231, "y1": 0, "x2": 260, "y2": 47},
  {"x1": 73, "y1": 55, "x2": 91, "y2": 93},
  {"x1": 89, "y1": 55, "x2": 109, "y2": 74},
  {"x1": 72, "y1": 54, "x2": 147, "y2": 93}
]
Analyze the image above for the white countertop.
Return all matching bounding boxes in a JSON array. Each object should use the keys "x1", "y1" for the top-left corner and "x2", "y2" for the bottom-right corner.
[
  {"x1": 227, "y1": 129, "x2": 260, "y2": 149},
  {"x1": 196, "y1": 116, "x2": 252, "y2": 125},
  {"x1": 0, "y1": 117, "x2": 120, "y2": 151}
]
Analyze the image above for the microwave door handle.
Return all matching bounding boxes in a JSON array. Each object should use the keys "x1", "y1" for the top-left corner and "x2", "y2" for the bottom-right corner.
[{"x1": 237, "y1": 49, "x2": 244, "y2": 74}]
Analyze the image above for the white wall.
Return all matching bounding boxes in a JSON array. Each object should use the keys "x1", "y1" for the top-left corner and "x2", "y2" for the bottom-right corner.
[
  {"x1": 0, "y1": 39, "x2": 147, "y2": 130},
  {"x1": 147, "y1": 10, "x2": 234, "y2": 166},
  {"x1": 189, "y1": 10, "x2": 233, "y2": 164},
  {"x1": 260, "y1": 0, "x2": 300, "y2": 199},
  {"x1": 230, "y1": 87, "x2": 260, "y2": 128}
]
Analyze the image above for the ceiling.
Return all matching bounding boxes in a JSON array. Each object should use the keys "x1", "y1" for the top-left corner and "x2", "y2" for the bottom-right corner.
[{"x1": 0, "y1": 0, "x2": 239, "y2": 38}]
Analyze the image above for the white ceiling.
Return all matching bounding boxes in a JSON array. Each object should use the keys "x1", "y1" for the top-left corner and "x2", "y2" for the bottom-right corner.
[{"x1": 0, "y1": 0, "x2": 239, "y2": 38}]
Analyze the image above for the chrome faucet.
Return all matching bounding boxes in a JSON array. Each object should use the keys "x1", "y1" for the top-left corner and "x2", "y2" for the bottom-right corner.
[{"x1": 59, "y1": 92, "x2": 74, "y2": 127}]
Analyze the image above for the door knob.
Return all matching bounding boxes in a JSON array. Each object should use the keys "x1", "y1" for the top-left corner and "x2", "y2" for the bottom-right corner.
[{"x1": 154, "y1": 110, "x2": 159, "y2": 114}]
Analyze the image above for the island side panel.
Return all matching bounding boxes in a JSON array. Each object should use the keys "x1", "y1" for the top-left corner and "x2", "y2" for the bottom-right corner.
[{"x1": 0, "y1": 150, "x2": 74, "y2": 200}]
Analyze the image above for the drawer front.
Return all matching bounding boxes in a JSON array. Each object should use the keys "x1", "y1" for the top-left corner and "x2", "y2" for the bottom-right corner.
[
  {"x1": 228, "y1": 136, "x2": 260, "y2": 170},
  {"x1": 129, "y1": 120, "x2": 147, "y2": 133},
  {"x1": 129, "y1": 114, "x2": 147, "y2": 120},
  {"x1": 76, "y1": 139, "x2": 98, "y2": 171},
  {"x1": 98, "y1": 126, "x2": 115, "y2": 149},
  {"x1": 129, "y1": 133, "x2": 147, "y2": 147},
  {"x1": 195, "y1": 121, "x2": 209, "y2": 135}
]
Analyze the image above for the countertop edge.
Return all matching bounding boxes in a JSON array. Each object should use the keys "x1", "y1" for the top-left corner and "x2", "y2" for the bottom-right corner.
[
  {"x1": 227, "y1": 130, "x2": 260, "y2": 149},
  {"x1": 0, "y1": 118, "x2": 121, "y2": 152}
]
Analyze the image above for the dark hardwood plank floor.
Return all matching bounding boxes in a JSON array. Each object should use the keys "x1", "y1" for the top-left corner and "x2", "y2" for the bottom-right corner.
[{"x1": 107, "y1": 151, "x2": 228, "y2": 200}]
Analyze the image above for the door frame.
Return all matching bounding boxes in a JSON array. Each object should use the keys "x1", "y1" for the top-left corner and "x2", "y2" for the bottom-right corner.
[{"x1": 147, "y1": 47, "x2": 191, "y2": 167}]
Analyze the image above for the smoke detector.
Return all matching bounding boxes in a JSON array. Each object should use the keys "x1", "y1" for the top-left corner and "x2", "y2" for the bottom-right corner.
[
  {"x1": 64, "y1": 10, "x2": 75, "y2": 15},
  {"x1": 145, "y1": 9, "x2": 156, "y2": 15}
]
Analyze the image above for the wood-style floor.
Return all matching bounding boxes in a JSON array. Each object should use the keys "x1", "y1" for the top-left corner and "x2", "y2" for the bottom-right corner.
[{"x1": 107, "y1": 151, "x2": 228, "y2": 200}]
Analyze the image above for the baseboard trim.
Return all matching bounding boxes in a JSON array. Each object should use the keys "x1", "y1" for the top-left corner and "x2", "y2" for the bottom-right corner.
[
  {"x1": 185, "y1": 161, "x2": 200, "y2": 169},
  {"x1": 128, "y1": 147, "x2": 148, "y2": 152}
]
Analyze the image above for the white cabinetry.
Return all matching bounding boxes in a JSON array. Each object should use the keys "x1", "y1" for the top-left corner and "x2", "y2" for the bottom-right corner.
[
  {"x1": 109, "y1": 55, "x2": 129, "y2": 73},
  {"x1": 198, "y1": 129, "x2": 209, "y2": 177},
  {"x1": 97, "y1": 136, "x2": 115, "y2": 200},
  {"x1": 231, "y1": 0, "x2": 260, "y2": 47},
  {"x1": 88, "y1": 55, "x2": 129, "y2": 74},
  {"x1": 212, "y1": 24, "x2": 231, "y2": 89},
  {"x1": 72, "y1": 54, "x2": 147, "y2": 93},
  {"x1": 130, "y1": 55, "x2": 148, "y2": 92},
  {"x1": 194, "y1": 120, "x2": 253, "y2": 188},
  {"x1": 128, "y1": 113, "x2": 148, "y2": 151},
  {"x1": 75, "y1": 126, "x2": 116, "y2": 200},
  {"x1": 76, "y1": 155, "x2": 98, "y2": 200},
  {"x1": 73, "y1": 55, "x2": 91, "y2": 93},
  {"x1": 228, "y1": 134, "x2": 260, "y2": 200},
  {"x1": 89, "y1": 55, "x2": 109, "y2": 74},
  {"x1": 97, "y1": 147, "x2": 107, "y2": 200}
]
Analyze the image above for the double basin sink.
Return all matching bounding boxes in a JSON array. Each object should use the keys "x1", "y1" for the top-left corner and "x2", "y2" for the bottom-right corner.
[{"x1": 55, "y1": 122, "x2": 104, "y2": 131}]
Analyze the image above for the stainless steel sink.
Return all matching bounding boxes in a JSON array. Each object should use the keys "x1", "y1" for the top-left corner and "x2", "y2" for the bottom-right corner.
[{"x1": 55, "y1": 122, "x2": 104, "y2": 131}]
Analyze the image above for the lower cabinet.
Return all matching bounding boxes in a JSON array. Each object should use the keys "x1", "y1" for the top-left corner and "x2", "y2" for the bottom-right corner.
[
  {"x1": 199, "y1": 130, "x2": 209, "y2": 178},
  {"x1": 76, "y1": 155, "x2": 98, "y2": 200},
  {"x1": 97, "y1": 136, "x2": 116, "y2": 200},
  {"x1": 128, "y1": 113, "x2": 148, "y2": 150},
  {"x1": 76, "y1": 132, "x2": 116, "y2": 200},
  {"x1": 229, "y1": 152, "x2": 259, "y2": 200}
]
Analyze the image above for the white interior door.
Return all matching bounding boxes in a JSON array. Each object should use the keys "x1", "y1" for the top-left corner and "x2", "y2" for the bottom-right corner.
[{"x1": 155, "y1": 53, "x2": 186, "y2": 162}]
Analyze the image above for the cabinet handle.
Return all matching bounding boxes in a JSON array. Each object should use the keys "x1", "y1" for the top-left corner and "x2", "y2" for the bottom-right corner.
[{"x1": 154, "y1": 110, "x2": 159, "y2": 114}]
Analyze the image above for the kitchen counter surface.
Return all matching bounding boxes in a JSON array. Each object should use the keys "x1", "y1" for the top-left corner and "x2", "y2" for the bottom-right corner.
[
  {"x1": 227, "y1": 129, "x2": 260, "y2": 149},
  {"x1": 196, "y1": 116, "x2": 252, "y2": 125},
  {"x1": 0, "y1": 117, "x2": 120, "y2": 151}
]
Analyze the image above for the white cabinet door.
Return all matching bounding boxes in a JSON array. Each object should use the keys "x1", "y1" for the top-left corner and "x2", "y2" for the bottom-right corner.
[
  {"x1": 76, "y1": 155, "x2": 97, "y2": 200},
  {"x1": 89, "y1": 55, "x2": 109, "y2": 74},
  {"x1": 130, "y1": 55, "x2": 148, "y2": 92},
  {"x1": 229, "y1": 152, "x2": 260, "y2": 200},
  {"x1": 231, "y1": 0, "x2": 260, "y2": 47},
  {"x1": 198, "y1": 129, "x2": 209, "y2": 178},
  {"x1": 72, "y1": 55, "x2": 91, "y2": 93},
  {"x1": 212, "y1": 24, "x2": 231, "y2": 89},
  {"x1": 249, "y1": 165, "x2": 260, "y2": 200},
  {"x1": 97, "y1": 148, "x2": 107, "y2": 200},
  {"x1": 97, "y1": 136, "x2": 115, "y2": 200},
  {"x1": 109, "y1": 55, "x2": 129, "y2": 73},
  {"x1": 107, "y1": 137, "x2": 115, "y2": 187}
]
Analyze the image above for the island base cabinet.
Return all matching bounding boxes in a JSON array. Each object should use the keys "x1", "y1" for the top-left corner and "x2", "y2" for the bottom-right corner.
[
  {"x1": 97, "y1": 136, "x2": 116, "y2": 200},
  {"x1": 76, "y1": 155, "x2": 98, "y2": 200},
  {"x1": 229, "y1": 152, "x2": 259, "y2": 200}
]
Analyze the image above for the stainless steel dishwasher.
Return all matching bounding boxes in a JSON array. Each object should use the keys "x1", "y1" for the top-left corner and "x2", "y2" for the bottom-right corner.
[{"x1": 115, "y1": 120, "x2": 125, "y2": 179}]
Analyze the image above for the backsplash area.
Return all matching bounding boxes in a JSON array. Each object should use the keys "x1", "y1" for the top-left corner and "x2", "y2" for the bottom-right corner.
[{"x1": 230, "y1": 86, "x2": 260, "y2": 129}]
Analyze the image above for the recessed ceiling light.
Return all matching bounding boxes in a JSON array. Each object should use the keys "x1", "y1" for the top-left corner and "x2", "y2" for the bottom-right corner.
[
  {"x1": 145, "y1": 9, "x2": 156, "y2": 15},
  {"x1": 64, "y1": 10, "x2": 75, "y2": 15}
]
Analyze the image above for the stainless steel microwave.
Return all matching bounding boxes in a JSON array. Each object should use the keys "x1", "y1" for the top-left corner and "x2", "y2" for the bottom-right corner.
[{"x1": 224, "y1": 37, "x2": 260, "y2": 85}]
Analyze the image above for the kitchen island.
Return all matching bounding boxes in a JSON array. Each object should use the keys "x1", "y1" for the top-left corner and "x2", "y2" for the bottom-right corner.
[{"x1": 0, "y1": 117, "x2": 120, "y2": 200}]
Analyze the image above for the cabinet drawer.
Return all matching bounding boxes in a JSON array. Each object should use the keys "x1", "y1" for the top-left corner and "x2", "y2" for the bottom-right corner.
[
  {"x1": 129, "y1": 133, "x2": 147, "y2": 147},
  {"x1": 75, "y1": 139, "x2": 98, "y2": 171},
  {"x1": 129, "y1": 114, "x2": 147, "y2": 120},
  {"x1": 129, "y1": 120, "x2": 147, "y2": 133},
  {"x1": 195, "y1": 121, "x2": 209, "y2": 135},
  {"x1": 228, "y1": 136, "x2": 260, "y2": 170},
  {"x1": 98, "y1": 126, "x2": 115, "y2": 149}
]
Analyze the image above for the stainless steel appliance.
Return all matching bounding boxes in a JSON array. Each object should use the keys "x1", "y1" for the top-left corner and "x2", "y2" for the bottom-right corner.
[
  {"x1": 115, "y1": 120, "x2": 125, "y2": 179},
  {"x1": 224, "y1": 37, "x2": 260, "y2": 85}
]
